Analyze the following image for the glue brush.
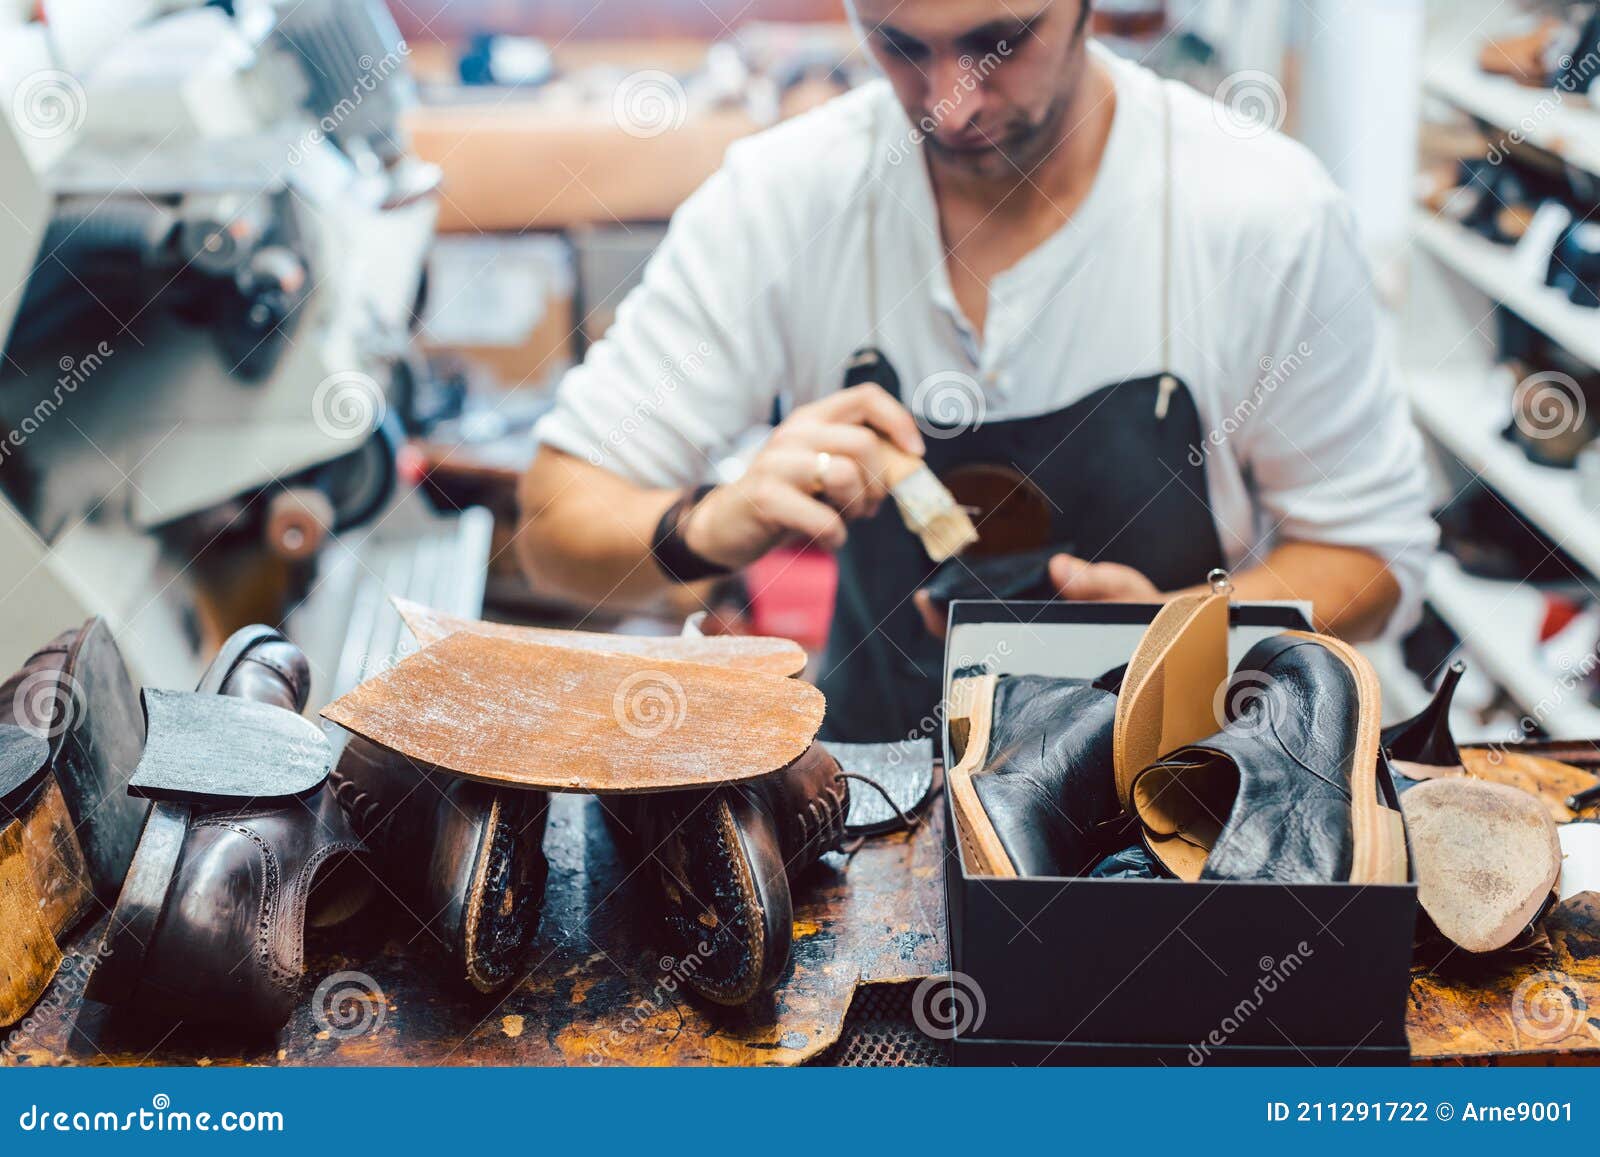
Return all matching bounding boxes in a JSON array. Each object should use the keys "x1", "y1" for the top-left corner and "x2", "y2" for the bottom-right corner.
[{"x1": 876, "y1": 438, "x2": 980, "y2": 562}]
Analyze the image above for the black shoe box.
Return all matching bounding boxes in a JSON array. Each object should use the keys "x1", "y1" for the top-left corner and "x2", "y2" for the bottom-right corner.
[{"x1": 940, "y1": 600, "x2": 1418, "y2": 1067}]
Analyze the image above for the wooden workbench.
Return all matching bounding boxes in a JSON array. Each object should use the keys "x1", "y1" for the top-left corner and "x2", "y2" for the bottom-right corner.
[{"x1": 5, "y1": 767, "x2": 1597, "y2": 1066}]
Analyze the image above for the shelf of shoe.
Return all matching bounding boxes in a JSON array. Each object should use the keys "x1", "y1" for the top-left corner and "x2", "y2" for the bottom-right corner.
[
  {"x1": 1405, "y1": 365, "x2": 1600, "y2": 579},
  {"x1": 1413, "y1": 213, "x2": 1600, "y2": 372},
  {"x1": 1423, "y1": 555, "x2": 1600, "y2": 740},
  {"x1": 1425, "y1": 55, "x2": 1600, "y2": 179}
]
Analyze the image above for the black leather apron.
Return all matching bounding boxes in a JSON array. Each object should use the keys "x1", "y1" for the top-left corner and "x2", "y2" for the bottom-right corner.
[{"x1": 818, "y1": 373, "x2": 1226, "y2": 741}]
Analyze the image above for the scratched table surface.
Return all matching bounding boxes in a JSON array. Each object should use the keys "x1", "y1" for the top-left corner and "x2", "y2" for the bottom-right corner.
[{"x1": 4, "y1": 790, "x2": 948, "y2": 1067}]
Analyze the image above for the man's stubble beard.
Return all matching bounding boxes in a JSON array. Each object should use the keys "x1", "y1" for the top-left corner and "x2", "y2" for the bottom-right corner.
[{"x1": 927, "y1": 84, "x2": 1074, "y2": 184}]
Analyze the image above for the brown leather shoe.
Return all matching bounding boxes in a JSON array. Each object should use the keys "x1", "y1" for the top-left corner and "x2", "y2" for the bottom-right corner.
[
  {"x1": 604, "y1": 743, "x2": 849, "y2": 1006},
  {"x1": 2, "y1": 618, "x2": 148, "y2": 901},
  {"x1": 330, "y1": 737, "x2": 549, "y2": 993},
  {"x1": 85, "y1": 626, "x2": 371, "y2": 1030},
  {"x1": 1, "y1": 618, "x2": 147, "y2": 1025}
]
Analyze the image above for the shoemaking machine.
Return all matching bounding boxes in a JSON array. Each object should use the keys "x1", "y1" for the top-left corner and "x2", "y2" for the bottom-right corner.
[{"x1": 0, "y1": 0, "x2": 488, "y2": 702}]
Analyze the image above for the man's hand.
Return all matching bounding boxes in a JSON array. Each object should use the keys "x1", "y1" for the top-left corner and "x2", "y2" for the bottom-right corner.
[
  {"x1": 913, "y1": 551, "x2": 1164, "y2": 638},
  {"x1": 682, "y1": 384, "x2": 926, "y2": 570},
  {"x1": 1046, "y1": 552, "x2": 1163, "y2": 602}
]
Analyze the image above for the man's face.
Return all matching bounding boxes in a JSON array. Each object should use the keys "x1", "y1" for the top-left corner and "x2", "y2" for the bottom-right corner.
[{"x1": 854, "y1": 0, "x2": 1090, "y2": 181}]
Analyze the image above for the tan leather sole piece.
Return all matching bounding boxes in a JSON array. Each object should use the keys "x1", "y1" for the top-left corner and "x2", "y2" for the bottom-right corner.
[
  {"x1": 1113, "y1": 593, "x2": 1230, "y2": 810},
  {"x1": 944, "y1": 674, "x2": 1016, "y2": 877},
  {"x1": 1400, "y1": 777, "x2": 1561, "y2": 952}
]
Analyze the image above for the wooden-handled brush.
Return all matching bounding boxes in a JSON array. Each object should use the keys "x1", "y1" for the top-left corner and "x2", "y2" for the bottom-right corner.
[{"x1": 877, "y1": 439, "x2": 979, "y2": 562}]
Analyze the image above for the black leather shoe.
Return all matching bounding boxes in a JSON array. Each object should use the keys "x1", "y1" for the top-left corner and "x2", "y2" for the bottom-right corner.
[
  {"x1": 86, "y1": 627, "x2": 371, "y2": 1030},
  {"x1": 1131, "y1": 632, "x2": 1408, "y2": 884},
  {"x1": 919, "y1": 546, "x2": 1065, "y2": 610},
  {"x1": 1383, "y1": 660, "x2": 1464, "y2": 792},
  {"x1": 604, "y1": 743, "x2": 848, "y2": 1006},
  {"x1": 946, "y1": 672, "x2": 1125, "y2": 877},
  {"x1": 945, "y1": 588, "x2": 1230, "y2": 877},
  {"x1": 330, "y1": 737, "x2": 549, "y2": 993}
]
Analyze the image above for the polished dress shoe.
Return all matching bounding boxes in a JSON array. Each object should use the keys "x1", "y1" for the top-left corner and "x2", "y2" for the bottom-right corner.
[
  {"x1": 0, "y1": 618, "x2": 147, "y2": 1025},
  {"x1": 86, "y1": 626, "x2": 371, "y2": 1030},
  {"x1": 330, "y1": 736, "x2": 549, "y2": 993},
  {"x1": 604, "y1": 743, "x2": 848, "y2": 1006},
  {"x1": 1131, "y1": 632, "x2": 1408, "y2": 885}
]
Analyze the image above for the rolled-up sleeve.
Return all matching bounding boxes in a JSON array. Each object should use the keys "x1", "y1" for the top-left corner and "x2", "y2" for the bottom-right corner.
[
  {"x1": 1235, "y1": 195, "x2": 1437, "y2": 637},
  {"x1": 535, "y1": 142, "x2": 794, "y2": 489}
]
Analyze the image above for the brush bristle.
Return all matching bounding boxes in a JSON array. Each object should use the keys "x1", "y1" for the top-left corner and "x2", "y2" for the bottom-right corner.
[
  {"x1": 918, "y1": 507, "x2": 979, "y2": 562},
  {"x1": 888, "y1": 466, "x2": 978, "y2": 561}
]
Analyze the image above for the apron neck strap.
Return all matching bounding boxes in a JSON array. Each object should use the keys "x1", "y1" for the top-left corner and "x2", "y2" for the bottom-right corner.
[{"x1": 1161, "y1": 82, "x2": 1174, "y2": 378}]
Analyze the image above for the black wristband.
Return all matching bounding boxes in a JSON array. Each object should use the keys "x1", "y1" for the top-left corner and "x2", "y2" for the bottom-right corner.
[{"x1": 651, "y1": 484, "x2": 734, "y2": 583}]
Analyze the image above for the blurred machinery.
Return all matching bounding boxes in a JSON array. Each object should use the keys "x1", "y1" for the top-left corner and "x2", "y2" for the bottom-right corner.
[{"x1": 0, "y1": 0, "x2": 487, "y2": 697}]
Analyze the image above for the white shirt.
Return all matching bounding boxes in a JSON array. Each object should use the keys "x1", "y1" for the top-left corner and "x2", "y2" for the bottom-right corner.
[{"x1": 537, "y1": 44, "x2": 1437, "y2": 634}]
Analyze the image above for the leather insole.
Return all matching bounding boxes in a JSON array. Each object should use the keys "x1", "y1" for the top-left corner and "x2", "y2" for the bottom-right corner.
[
  {"x1": 1113, "y1": 592, "x2": 1229, "y2": 809},
  {"x1": 322, "y1": 632, "x2": 826, "y2": 794},
  {"x1": 393, "y1": 597, "x2": 808, "y2": 677}
]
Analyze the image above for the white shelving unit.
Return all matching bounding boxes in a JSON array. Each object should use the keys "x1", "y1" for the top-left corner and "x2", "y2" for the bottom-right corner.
[
  {"x1": 1423, "y1": 555, "x2": 1600, "y2": 739},
  {"x1": 1413, "y1": 213, "x2": 1600, "y2": 372},
  {"x1": 1406, "y1": 367, "x2": 1600, "y2": 577},
  {"x1": 1404, "y1": 46, "x2": 1600, "y2": 737},
  {"x1": 1426, "y1": 55, "x2": 1600, "y2": 178}
]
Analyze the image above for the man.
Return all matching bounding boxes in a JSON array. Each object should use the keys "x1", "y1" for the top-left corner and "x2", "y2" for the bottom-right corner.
[{"x1": 518, "y1": 0, "x2": 1435, "y2": 742}]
